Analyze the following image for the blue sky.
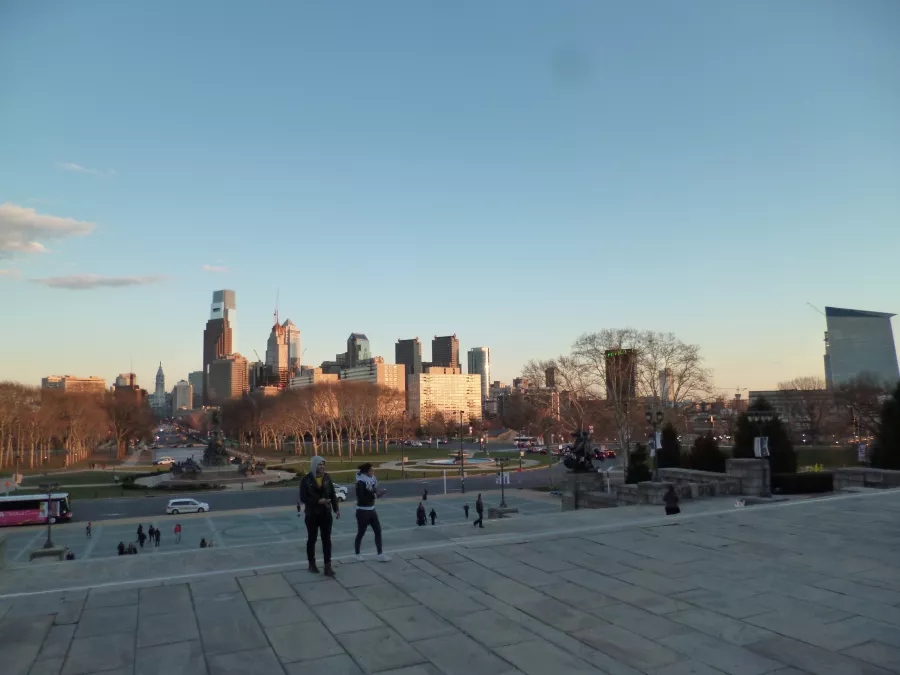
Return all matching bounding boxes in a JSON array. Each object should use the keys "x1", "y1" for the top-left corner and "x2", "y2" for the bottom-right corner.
[{"x1": 2, "y1": 0, "x2": 899, "y2": 393}]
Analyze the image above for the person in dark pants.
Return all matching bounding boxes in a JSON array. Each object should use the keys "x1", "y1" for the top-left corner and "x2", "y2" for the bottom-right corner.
[
  {"x1": 463, "y1": 503, "x2": 469, "y2": 519},
  {"x1": 473, "y1": 494, "x2": 484, "y2": 528},
  {"x1": 416, "y1": 502, "x2": 426, "y2": 526},
  {"x1": 86, "y1": 522, "x2": 92, "y2": 538},
  {"x1": 117, "y1": 541, "x2": 125, "y2": 556},
  {"x1": 138, "y1": 529, "x2": 147, "y2": 548},
  {"x1": 354, "y1": 463, "x2": 390, "y2": 562},
  {"x1": 422, "y1": 487, "x2": 428, "y2": 501},
  {"x1": 664, "y1": 485, "x2": 680, "y2": 515},
  {"x1": 300, "y1": 456, "x2": 340, "y2": 576},
  {"x1": 154, "y1": 528, "x2": 161, "y2": 547},
  {"x1": 429, "y1": 508, "x2": 437, "y2": 525}
]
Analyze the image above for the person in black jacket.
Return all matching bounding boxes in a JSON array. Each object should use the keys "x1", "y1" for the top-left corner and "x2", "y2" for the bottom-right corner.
[
  {"x1": 299, "y1": 456, "x2": 341, "y2": 576},
  {"x1": 353, "y1": 463, "x2": 390, "y2": 562},
  {"x1": 473, "y1": 493, "x2": 484, "y2": 528}
]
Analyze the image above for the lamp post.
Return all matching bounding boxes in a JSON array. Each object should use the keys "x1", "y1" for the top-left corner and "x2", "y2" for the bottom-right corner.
[
  {"x1": 498, "y1": 457, "x2": 509, "y2": 508},
  {"x1": 39, "y1": 482, "x2": 60, "y2": 549},
  {"x1": 746, "y1": 411, "x2": 775, "y2": 457},
  {"x1": 645, "y1": 408, "x2": 664, "y2": 480},
  {"x1": 401, "y1": 410, "x2": 407, "y2": 478},
  {"x1": 459, "y1": 410, "x2": 466, "y2": 494}
]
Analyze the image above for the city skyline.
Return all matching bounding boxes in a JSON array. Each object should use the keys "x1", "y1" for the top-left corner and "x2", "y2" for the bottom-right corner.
[{"x1": 2, "y1": 2, "x2": 899, "y2": 392}]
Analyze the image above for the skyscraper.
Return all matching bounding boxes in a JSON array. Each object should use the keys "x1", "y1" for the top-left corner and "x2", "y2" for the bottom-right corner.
[
  {"x1": 172, "y1": 380, "x2": 193, "y2": 411},
  {"x1": 347, "y1": 333, "x2": 371, "y2": 367},
  {"x1": 203, "y1": 290, "x2": 235, "y2": 405},
  {"x1": 155, "y1": 363, "x2": 165, "y2": 400},
  {"x1": 150, "y1": 363, "x2": 168, "y2": 416},
  {"x1": 660, "y1": 368, "x2": 675, "y2": 407},
  {"x1": 824, "y1": 306, "x2": 900, "y2": 389},
  {"x1": 467, "y1": 347, "x2": 491, "y2": 404},
  {"x1": 207, "y1": 353, "x2": 249, "y2": 404},
  {"x1": 432, "y1": 335, "x2": 459, "y2": 369},
  {"x1": 395, "y1": 338, "x2": 423, "y2": 379},
  {"x1": 265, "y1": 318, "x2": 300, "y2": 388},
  {"x1": 188, "y1": 371, "x2": 204, "y2": 408}
]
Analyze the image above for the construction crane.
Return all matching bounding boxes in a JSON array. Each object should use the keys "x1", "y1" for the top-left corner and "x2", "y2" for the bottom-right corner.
[{"x1": 807, "y1": 303, "x2": 825, "y2": 317}]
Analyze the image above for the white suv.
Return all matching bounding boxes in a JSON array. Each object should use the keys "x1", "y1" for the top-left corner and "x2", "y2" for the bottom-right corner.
[{"x1": 166, "y1": 498, "x2": 210, "y2": 515}]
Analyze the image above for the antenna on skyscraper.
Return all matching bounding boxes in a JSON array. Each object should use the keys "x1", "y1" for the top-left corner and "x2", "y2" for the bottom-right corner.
[
  {"x1": 806, "y1": 303, "x2": 826, "y2": 317},
  {"x1": 274, "y1": 289, "x2": 280, "y2": 327}
]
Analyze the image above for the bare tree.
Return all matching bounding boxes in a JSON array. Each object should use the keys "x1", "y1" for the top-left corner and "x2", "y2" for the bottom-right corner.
[
  {"x1": 834, "y1": 375, "x2": 891, "y2": 439},
  {"x1": 776, "y1": 376, "x2": 831, "y2": 443}
]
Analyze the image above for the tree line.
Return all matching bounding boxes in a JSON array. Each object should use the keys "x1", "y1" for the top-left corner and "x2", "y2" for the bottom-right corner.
[{"x1": 0, "y1": 382, "x2": 155, "y2": 470}]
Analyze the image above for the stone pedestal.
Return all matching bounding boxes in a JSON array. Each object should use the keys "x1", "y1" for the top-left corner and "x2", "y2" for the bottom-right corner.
[{"x1": 727, "y1": 458, "x2": 770, "y2": 497}]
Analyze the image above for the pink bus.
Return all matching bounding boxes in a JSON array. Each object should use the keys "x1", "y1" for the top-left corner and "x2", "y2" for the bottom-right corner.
[{"x1": 0, "y1": 493, "x2": 72, "y2": 526}]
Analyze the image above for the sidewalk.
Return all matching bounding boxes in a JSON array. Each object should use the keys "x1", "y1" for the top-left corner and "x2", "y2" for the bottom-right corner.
[{"x1": 2, "y1": 489, "x2": 900, "y2": 674}]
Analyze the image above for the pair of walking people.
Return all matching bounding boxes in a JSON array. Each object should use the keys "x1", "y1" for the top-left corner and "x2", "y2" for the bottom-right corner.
[{"x1": 300, "y1": 457, "x2": 390, "y2": 577}]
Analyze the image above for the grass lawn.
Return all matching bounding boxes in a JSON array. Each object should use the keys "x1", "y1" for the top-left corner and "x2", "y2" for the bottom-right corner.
[{"x1": 19, "y1": 469, "x2": 171, "y2": 487}]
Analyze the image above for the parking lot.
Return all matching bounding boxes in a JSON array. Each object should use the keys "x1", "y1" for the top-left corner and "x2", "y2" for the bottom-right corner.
[{"x1": 2, "y1": 491, "x2": 560, "y2": 565}]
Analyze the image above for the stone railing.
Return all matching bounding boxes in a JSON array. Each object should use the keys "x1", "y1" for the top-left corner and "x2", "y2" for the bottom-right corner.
[
  {"x1": 615, "y1": 482, "x2": 672, "y2": 505},
  {"x1": 656, "y1": 468, "x2": 741, "y2": 498},
  {"x1": 834, "y1": 468, "x2": 900, "y2": 490},
  {"x1": 726, "y1": 458, "x2": 771, "y2": 497}
]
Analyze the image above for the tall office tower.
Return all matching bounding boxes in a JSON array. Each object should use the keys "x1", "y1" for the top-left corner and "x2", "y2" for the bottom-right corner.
[
  {"x1": 395, "y1": 338, "x2": 423, "y2": 378},
  {"x1": 659, "y1": 368, "x2": 675, "y2": 407},
  {"x1": 265, "y1": 318, "x2": 299, "y2": 388},
  {"x1": 347, "y1": 333, "x2": 371, "y2": 368},
  {"x1": 188, "y1": 371, "x2": 204, "y2": 408},
  {"x1": 207, "y1": 353, "x2": 249, "y2": 404},
  {"x1": 467, "y1": 347, "x2": 491, "y2": 404},
  {"x1": 545, "y1": 366, "x2": 557, "y2": 389},
  {"x1": 824, "y1": 306, "x2": 900, "y2": 389},
  {"x1": 115, "y1": 373, "x2": 138, "y2": 389},
  {"x1": 202, "y1": 290, "x2": 235, "y2": 405},
  {"x1": 172, "y1": 380, "x2": 193, "y2": 412},
  {"x1": 432, "y1": 334, "x2": 459, "y2": 369},
  {"x1": 284, "y1": 320, "x2": 301, "y2": 370}
]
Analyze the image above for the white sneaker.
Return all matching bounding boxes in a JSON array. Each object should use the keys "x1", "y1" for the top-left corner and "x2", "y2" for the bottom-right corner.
[
  {"x1": 376, "y1": 553, "x2": 392, "y2": 562},
  {"x1": 354, "y1": 554, "x2": 365, "y2": 562}
]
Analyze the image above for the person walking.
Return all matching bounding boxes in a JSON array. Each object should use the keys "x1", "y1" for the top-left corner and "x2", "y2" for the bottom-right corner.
[
  {"x1": 85, "y1": 522, "x2": 92, "y2": 539},
  {"x1": 154, "y1": 528, "x2": 161, "y2": 547},
  {"x1": 473, "y1": 494, "x2": 484, "y2": 528},
  {"x1": 353, "y1": 462, "x2": 390, "y2": 562},
  {"x1": 300, "y1": 456, "x2": 340, "y2": 577},
  {"x1": 429, "y1": 508, "x2": 437, "y2": 526},
  {"x1": 664, "y1": 485, "x2": 680, "y2": 516},
  {"x1": 148, "y1": 525, "x2": 156, "y2": 543},
  {"x1": 138, "y1": 528, "x2": 147, "y2": 549},
  {"x1": 136, "y1": 524, "x2": 144, "y2": 542},
  {"x1": 174, "y1": 523, "x2": 182, "y2": 544},
  {"x1": 463, "y1": 503, "x2": 469, "y2": 519},
  {"x1": 117, "y1": 541, "x2": 125, "y2": 556},
  {"x1": 416, "y1": 502, "x2": 426, "y2": 526},
  {"x1": 422, "y1": 486, "x2": 428, "y2": 501}
]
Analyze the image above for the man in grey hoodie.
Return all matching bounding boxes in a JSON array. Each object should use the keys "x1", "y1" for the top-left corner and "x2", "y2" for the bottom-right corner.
[{"x1": 300, "y1": 456, "x2": 340, "y2": 576}]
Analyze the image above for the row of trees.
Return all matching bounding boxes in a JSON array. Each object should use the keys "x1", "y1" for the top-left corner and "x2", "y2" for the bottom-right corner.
[
  {"x1": 0, "y1": 382, "x2": 155, "y2": 470},
  {"x1": 220, "y1": 382, "x2": 410, "y2": 458}
]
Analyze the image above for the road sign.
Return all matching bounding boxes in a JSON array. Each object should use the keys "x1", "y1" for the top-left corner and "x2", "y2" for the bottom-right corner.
[{"x1": 495, "y1": 472, "x2": 510, "y2": 485}]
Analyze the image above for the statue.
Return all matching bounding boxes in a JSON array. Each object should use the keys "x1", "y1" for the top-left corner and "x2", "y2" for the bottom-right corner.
[
  {"x1": 203, "y1": 436, "x2": 229, "y2": 466},
  {"x1": 563, "y1": 429, "x2": 595, "y2": 473}
]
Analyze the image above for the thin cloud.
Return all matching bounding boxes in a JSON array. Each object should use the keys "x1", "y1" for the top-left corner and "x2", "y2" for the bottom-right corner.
[
  {"x1": 0, "y1": 269, "x2": 20, "y2": 277},
  {"x1": 202, "y1": 264, "x2": 229, "y2": 273},
  {"x1": 55, "y1": 162, "x2": 116, "y2": 177},
  {"x1": 31, "y1": 274, "x2": 165, "y2": 290},
  {"x1": 0, "y1": 203, "x2": 95, "y2": 257}
]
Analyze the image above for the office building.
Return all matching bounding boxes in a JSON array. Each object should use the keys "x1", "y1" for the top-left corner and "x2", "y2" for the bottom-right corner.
[
  {"x1": 150, "y1": 363, "x2": 168, "y2": 416},
  {"x1": 207, "y1": 353, "x2": 249, "y2": 404},
  {"x1": 824, "y1": 306, "x2": 900, "y2": 389},
  {"x1": 395, "y1": 338, "x2": 423, "y2": 378},
  {"x1": 407, "y1": 372, "x2": 482, "y2": 424},
  {"x1": 427, "y1": 366, "x2": 461, "y2": 374},
  {"x1": 188, "y1": 371, "x2": 204, "y2": 408},
  {"x1": 172, "y1": 380, "x2": 193, "y2": 411},
  {"x1": 432, "y1": 335, "x2": 459, "y2": 369},
  {"x1": 265, "y1": 318, "x2": 299, "y2": 388},
  {"x1": 340, "y1": 358, "x2": 406, "y2": 394},
  {"x1": 290, "y1": 368, "x2": 340, "y2": 388},
  {"x1": 605, "y1": 348, "x2": 637, "y2": 401},
  {"x1": 346, "y1": 333, "x2": 371, "y2": 368},
  {"x1": 545, "y1": 366, "x2": 557, "y2": 389},
  {"x1": 210, "y1": 289, "x2": 237, "y2": 352},
  {"x1": 203, "y1": 319, "x2": 233, "y2": 405},
  {"x1": 115, "y1": 373, "x2": 138, "y2": 389},
  {"x1": 467, "y1": 347, "x2": 491, "y2": 404},
  {"x1": 41, "y1": 375, "x2": 107, "y2": 394},
  {"x1": 659, "y1": 368, "x2": 675, "y2": 407}
]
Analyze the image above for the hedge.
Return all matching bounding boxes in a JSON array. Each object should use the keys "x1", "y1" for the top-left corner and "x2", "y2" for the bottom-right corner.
[{"x1": 772, "y1": 472, "x2": 833, "y2": 494}]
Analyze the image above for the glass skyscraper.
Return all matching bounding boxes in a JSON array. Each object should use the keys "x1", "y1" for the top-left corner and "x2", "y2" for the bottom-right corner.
[
  {"x1": 824, "y1": 306, "x2": 899, "y2": 389},
  {"x1": 467, "y1": 347, "x2": 491, "y2": 403}
]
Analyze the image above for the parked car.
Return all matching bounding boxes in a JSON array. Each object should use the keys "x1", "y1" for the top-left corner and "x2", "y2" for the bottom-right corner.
[
  {"x1": 154, "y1": 457, "x2": 176, "y2": 465},
  {"x1": 166, "y1": 498, "x2": 210, "y2": 514}
]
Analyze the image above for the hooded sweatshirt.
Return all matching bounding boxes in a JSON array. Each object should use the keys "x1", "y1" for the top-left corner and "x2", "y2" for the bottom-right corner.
[
  {"x1": 300, "y1": 456, "x2": 339, "y2": 514},
  {"x1": 356, "y1": 472, "x2": 378, "y2": 510}
]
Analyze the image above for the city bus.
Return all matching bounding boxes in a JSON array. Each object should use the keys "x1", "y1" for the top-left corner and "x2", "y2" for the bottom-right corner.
[
  {"x1": 0, "y1": 493, "x2": 72, "y2": 527},
  {"x1": 513, "y1": 436, "x2": 539, "y2": 449}
]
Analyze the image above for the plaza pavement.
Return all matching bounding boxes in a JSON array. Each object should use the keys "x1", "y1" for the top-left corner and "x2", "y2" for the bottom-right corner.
[{"x1": 2, "y1": 488, "x2": 900, "y2": 674}]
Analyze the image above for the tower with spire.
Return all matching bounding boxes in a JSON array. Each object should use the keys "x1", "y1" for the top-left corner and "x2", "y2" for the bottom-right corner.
[
  {"x1": 151, "y1": 363, "x2": 169, "y2": 416},
  {"x1": 155, "y1": 362, "x2": 165, "y2": 399}
]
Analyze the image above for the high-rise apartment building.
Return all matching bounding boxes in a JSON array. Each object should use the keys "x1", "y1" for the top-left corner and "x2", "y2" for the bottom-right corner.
[
  {"x1": 290, "y1": 368, "x2": 340, "y2": 388},
  {"x1": 172, "y1": 380, "x2": 193, "y2": 411},
  {"x1": 407, "y1": 372, "x2": 482, "y2": 424},
  {"x1": 346, "y1": 333, "x2": 371, "y2": 368},
  {"x1": 41, "y1": 375, "x2": 107, "y2": 393},
  {"x1": 395, "y1": 338, "x2": 423, "y2": 379},
  {"x1": 202, "y1": 290, "x2": 235, "y2": 405},
  {"x1": 188, "y1": 371, "x2": 204, "y2": 408},
  {"x1": 432, "y1": 335, "x2": 459, "y2": 369},
  {"x1": 824, "y1": 306, "x2": 900, "y2": 389},
  {"x1": 115, "y1": 373, "x2": 138, "y2": 389},
  {"x1": 545, "y1": 366, "x2": 557, "y2": 389},
  {"x1": 207, "y1": 353, "x2": 249, "y2": 404},
  {"x1": 340, "y1": 358, "x2": 406, "y2": 394},
  {"x1": 467, "y1": 347, "x2": 491, "y2": 404}
]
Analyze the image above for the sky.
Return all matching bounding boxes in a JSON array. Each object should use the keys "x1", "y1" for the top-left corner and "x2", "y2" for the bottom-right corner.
[{"x1": 1, "y1": 0, "x2": 899, "y2": 395}]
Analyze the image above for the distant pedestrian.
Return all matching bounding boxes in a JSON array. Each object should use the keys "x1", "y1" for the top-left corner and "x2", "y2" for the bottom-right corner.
[
  {"x1": 416, "y1": 502, "x2": 426, "y2": 527},
  {"x1": 138, "y1": 530, "x2": 147, "y2": 548},
  {"x1": 473, "y1": 494, "x2": 484, "y2": 528},
  {"x1": 85, "y1": 522, "x2": 92, "y2": 538},
  {"x1": 463, "y1": 503, "x2": 469, "y2": 519},
  {"x1": 137, "y1": 524, "x2": 144, "y2": 541},
  {"x1": 117, "y1": 541, "x2": 125, "y2": 556},
  {"x1": 154, "y1": 528, "x2": 161, "y2": 547},
  {"x1": 664, "y1": 485, "x2": 680, "y2": 516},
  {"x1": 65, "y1": 550, "x2": 75, "y2": 561},
  {"x1": 429, "y1": 508, "x2": 437, "y2": 526},
  {"x1": 354, "y1": 463, "x2": 390, "y2": 562},
  {"x1": 200, "y1": 538, "x2": 208, "y2": 548},
  {"x1": 174, "y1": 523, "x2": 182, "y2": 544},
  {"x1": 148, "y1": 525, "x2": 156, "y2": 542},
  {"x1": 422, "y1": 487, "x2": 428, "y2": 501}
]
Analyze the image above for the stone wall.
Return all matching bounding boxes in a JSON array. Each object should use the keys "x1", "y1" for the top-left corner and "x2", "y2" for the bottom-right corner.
[
  {"x1": 834, "y1": 468, "x2": 900, "y2": 490},
  {"x1": 615, "y1": 481, "x2": 671, "y2": 505},
  {"x1": 656, "y1": 468, "x2": 741, "y2": 498},
  {"x1": 561, "y1": 472, "x2": 617, "y2": 511},
  {"x1": 726, "y1": 458, "x2": 771, "y2": 497}
]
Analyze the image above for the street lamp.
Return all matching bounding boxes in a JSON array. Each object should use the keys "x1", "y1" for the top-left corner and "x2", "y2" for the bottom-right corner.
[
  {"x1": 746, "y1": 411, "x2": 775, "y2": 457},
  {"x1": 459, "y1": 410, "x2": 466, "y2": 494},
  {"x1": 401, "y1": 410, "x2": 407, "y2": 478},
  {"x1": 497, "y1": 457, "x2": 509, "y2": 508},
  {"x1": 39, "y1": 482, "x2": 60, "y2": 549},
  {"x1": 645, "y1": 409, "x2": 664, "y2": 480}
]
